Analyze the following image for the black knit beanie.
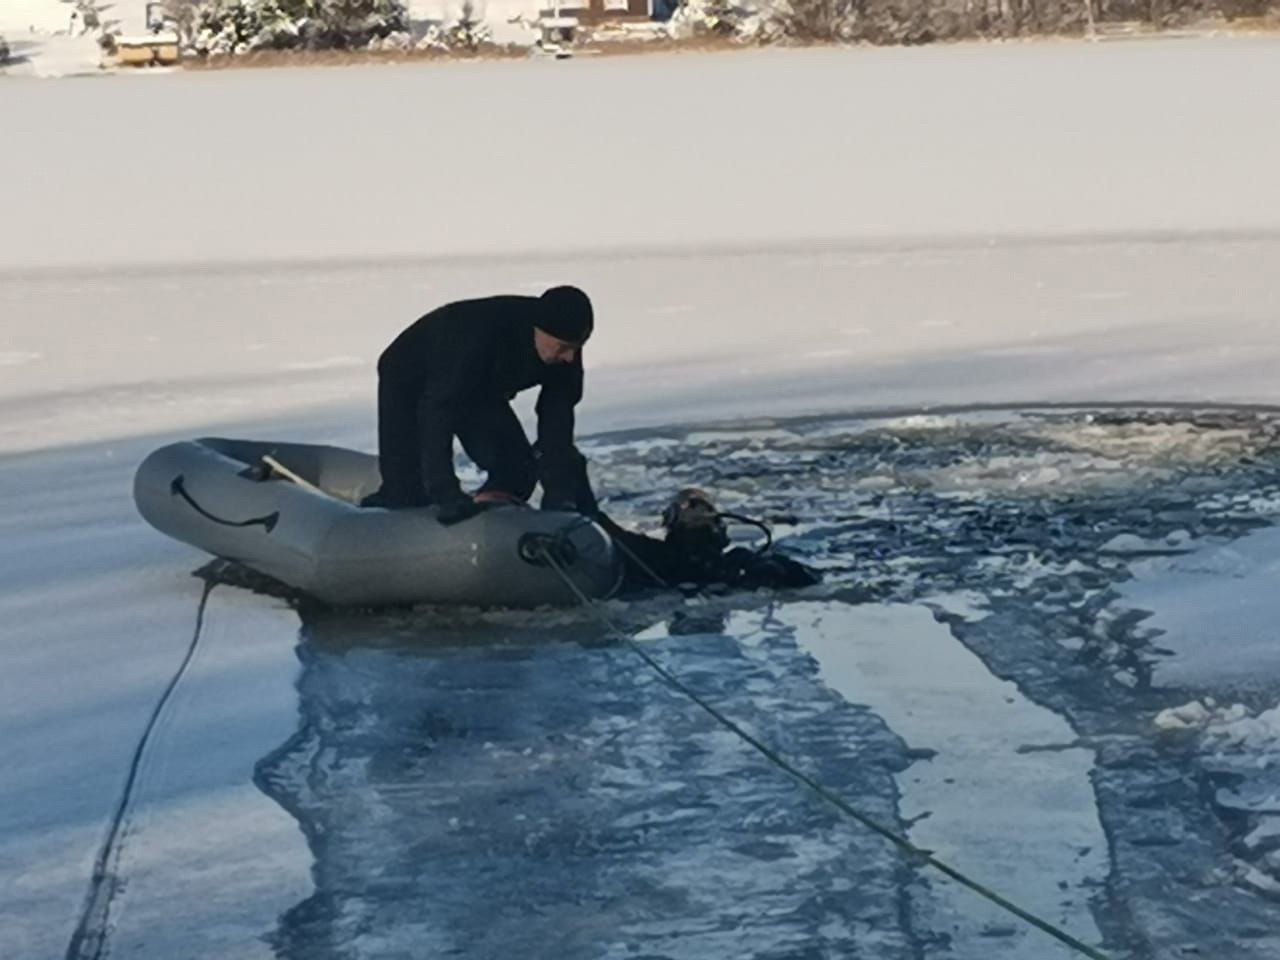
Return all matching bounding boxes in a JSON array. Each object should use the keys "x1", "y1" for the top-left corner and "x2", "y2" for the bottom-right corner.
[{"x1": 536, "y1": 286, "x2": 594, "y2": 344}]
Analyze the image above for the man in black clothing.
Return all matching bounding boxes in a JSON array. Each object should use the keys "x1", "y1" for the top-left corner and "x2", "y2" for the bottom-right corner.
[{"x1": 362, "y1": 286, "x2": 596, "y2": 524}]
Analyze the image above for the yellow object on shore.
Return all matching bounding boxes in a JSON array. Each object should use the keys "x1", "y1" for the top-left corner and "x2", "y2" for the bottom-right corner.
[{"x1": 114, "y1": 35, "x2": 180, "y2": 67}]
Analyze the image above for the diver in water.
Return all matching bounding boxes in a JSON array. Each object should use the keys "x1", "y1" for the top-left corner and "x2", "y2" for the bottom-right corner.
[
  {"x1": 548, "y1": 450, "x2": 818, "y2": 593},
  {"x1": 598, "y1": 487, "x2": 821, "y2": 594}
]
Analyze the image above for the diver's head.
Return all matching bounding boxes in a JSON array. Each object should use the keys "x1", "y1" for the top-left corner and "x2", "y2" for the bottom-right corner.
[{"x1": 661, "y1": 488, "x2": 730, "y2": 560}]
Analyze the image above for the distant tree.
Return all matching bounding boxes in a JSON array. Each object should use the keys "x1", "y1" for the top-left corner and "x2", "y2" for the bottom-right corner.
[
  {"x1": 285, "y1": 0, "x2": 409, "y2": 48},
  {"x1": 444, "y1": 0, "x2": 491, "y2": 49},
  {"x1": 766, "y1": 0, "x2": 865, "y2": 39},
  {"x1": 161, "y1": 0, "x2": 203, "y2": 46}
]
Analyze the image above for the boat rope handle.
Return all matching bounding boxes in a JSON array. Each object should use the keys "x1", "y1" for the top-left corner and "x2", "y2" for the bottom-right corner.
[
  {"x1": 170, "y1": 475, "x2": 279, "y2": 533},
  {"x1": 517, "y1": 530, "x2": 578, "y2": 567},
  {"x1": 536, "y1": 543, "x2": 1113, "y2": 960}
]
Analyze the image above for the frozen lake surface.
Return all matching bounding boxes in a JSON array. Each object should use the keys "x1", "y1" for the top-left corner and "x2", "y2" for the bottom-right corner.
[{"x1": 3, "y1": 34, "x2": 1280, "y2": 960}]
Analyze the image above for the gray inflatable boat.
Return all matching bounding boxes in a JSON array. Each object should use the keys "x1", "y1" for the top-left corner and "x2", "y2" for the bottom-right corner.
[{"x1": 133, "y1": 438, "x2": 622, "y2": 608}]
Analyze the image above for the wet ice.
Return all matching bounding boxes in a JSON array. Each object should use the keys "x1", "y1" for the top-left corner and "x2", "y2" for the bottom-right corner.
[{"x1": 257, "y1": 613, "x2": 916, "y2": 959}]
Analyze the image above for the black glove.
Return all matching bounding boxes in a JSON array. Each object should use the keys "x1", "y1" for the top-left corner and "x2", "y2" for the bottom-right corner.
[
  {"x1": 538, "y1": 447, "x2": 599, "y2": 517},
  {"x1": 436, "y1": 496, "x2": 483, "y2": 526},
  {"x1": 541, "y1": 489, "x2": 600, "y2": 517}
]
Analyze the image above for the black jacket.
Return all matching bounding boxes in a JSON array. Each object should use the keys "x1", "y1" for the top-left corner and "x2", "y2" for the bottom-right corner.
[{"x1": 378, "y1": 296, "x2": 583, "y2": 502}]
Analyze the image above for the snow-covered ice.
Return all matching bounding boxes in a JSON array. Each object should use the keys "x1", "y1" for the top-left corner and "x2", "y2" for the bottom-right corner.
[
  {"x1": 4, "y1": 40, "x2": 1280, "y2": 268},
  {"x1": 1118, "y1": 525, "x2": 1280, "y2": 689}
]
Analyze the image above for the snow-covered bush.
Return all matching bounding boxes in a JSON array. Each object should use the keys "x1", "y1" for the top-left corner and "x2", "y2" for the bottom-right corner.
[
  {"x1": 188, "y1": 0, "x2": 297, "y2": 55},
  {"x1": 283, "y1": 0, "x2": 410, "y2": 49},
  {"x1": 756, "y1": 0, "x2": 865, "y2": 40},
  {"x1": 686, "y1": 0, "x2": 747, "y2": 34},
  {"x1": 367, "y1": 29, "x2": 412, "y2": 50},
  {"x1": 170, "y1": 0, "x2": 409, "y2": 55},
  {"x1": 669, "y1": 0, "x2": 1280, "y2": 43},
  {"x1": 667, "y1": 0, "x2": 758, "y2": 37}
]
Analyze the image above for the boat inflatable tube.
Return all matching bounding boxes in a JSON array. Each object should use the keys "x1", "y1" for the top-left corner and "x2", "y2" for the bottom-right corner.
[{"x1": 133, "y1": 438, "x2": 623, "y2": 608}]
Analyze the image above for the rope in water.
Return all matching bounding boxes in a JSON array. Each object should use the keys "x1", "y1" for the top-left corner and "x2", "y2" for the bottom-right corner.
[
  {"x1": 537, "y1": 544, "x2": 1112, "y2": 960},
  {"x1": 67, "y1": 580, "x2": 216, "y2": 960}
]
